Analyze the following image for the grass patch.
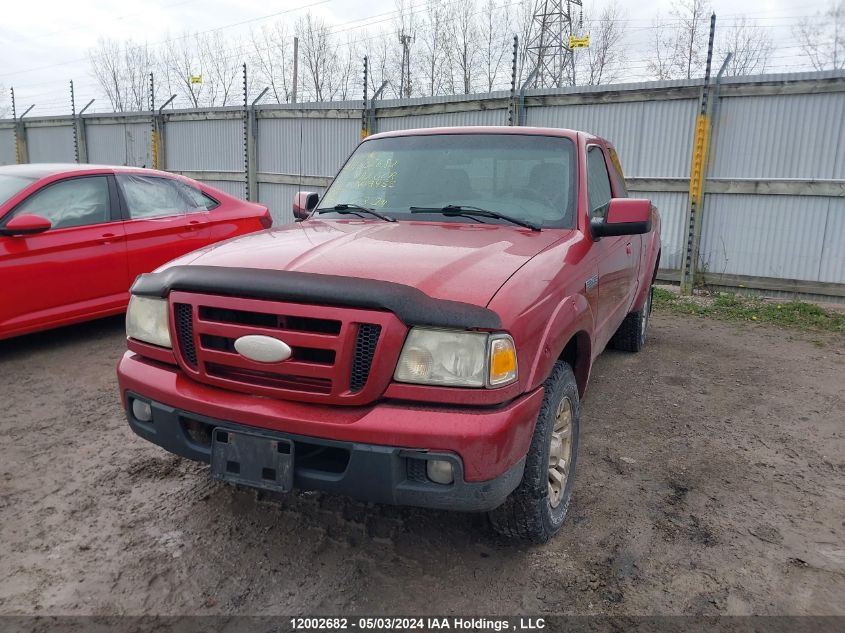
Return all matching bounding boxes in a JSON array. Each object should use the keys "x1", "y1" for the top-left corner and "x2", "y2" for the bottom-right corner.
[{"x1": 652, "y1": 287, "x2": 845, "y2": 334}]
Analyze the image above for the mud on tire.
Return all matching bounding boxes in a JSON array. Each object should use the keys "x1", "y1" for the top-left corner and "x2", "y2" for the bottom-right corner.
[
  {"x1": 610, "y1": 286, "x2": 653, "y2": 352},
  {"x1": 488, "y1": 360, "x2": 580, "y2": 544}
]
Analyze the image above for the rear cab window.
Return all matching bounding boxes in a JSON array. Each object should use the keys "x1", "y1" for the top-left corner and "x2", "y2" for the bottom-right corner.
[{"x1": 586, "y1": 146, "x2": 613, "y2": 220}]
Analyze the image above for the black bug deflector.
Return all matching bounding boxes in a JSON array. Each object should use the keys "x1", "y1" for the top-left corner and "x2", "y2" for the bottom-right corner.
[{"x1": 131, "y1": 265, "x2": 502, "y2": 330}]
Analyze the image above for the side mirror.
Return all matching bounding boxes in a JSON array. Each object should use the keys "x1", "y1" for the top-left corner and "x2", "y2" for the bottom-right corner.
[
  {"x1": 293, "y1": 191, "x2": 319, "y2": 221},
  {"x1": 1, "y1": 214, "x2": 52, "y2": 236},
  {"x1": 591, "y1": 198, "x2": 652, "y2": 238}
]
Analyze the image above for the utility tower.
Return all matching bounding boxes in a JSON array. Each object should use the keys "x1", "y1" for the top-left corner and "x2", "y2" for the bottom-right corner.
[
  {"x1": 399, "y1": 32, "x2": 413, "y2": 98},
  {"x1": 525, "y1": 0, "x2": 582, "y2": 88}
]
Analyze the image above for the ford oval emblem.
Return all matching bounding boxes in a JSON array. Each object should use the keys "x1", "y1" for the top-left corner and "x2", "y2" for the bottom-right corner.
[{"x1": 233, "y1": 335, "x2": 292, "y2": 363}]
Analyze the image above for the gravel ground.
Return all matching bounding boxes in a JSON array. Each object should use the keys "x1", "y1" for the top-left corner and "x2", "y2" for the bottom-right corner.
[{"x1": 0, "y1": 312, "x2": 843, "y2": 616}]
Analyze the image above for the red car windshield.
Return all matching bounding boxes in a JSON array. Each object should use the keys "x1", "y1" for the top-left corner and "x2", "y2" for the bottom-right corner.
[
  {"x1": 0, "y1": 175, "x2": 36, "y2": 210},
  {"x1": 319, "y1": 134, "x2": 577, "y2": 229}
]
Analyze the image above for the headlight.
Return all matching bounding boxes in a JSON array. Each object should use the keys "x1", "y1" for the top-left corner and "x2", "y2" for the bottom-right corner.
[
  {"x1": 394, "y1": 328, "x2": 517, "y2": 388},
  {"x1": 126, "y1": 296, "x2": 171, "y2": 348}
]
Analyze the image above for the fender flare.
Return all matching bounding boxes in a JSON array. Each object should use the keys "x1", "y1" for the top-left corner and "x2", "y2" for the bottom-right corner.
[{"x1": 525, "y1": 293, "x2": 594, "y2": 397}]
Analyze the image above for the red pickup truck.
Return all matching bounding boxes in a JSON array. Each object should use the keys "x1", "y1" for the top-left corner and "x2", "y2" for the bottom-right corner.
[{"x1": 117, "y1": 127, "x2": 660, "y2": 542}]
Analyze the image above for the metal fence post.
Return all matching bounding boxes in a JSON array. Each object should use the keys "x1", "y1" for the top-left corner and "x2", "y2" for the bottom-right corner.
[
  {"x1": 152, "y1": 95, "x2": 176, "y2": 170},
  {"x1": 76, "y1": 99, "x2": 95, "y2": 164},
  {"x1": 679, "y1": 13, "x2": 717, "y2": 295},
  {"x1": 11, "y1": 88, "x2": 33, "y2": 164},
  {"x1": 248, "y1": 87, "x2": 269, "y2": 203}
]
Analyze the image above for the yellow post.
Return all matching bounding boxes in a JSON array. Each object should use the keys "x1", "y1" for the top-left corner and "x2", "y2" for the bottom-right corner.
[{"x1": 151, "y1": 129, "x2": 160, "y2": 170}]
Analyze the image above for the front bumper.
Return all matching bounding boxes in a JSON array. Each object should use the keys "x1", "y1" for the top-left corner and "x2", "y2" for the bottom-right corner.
[
  {"x1": 117, "y1": 352, "x2": 545, "y2": 511},
  {"x1": 125, "y1": 392, "x2": 525, "y2": 511}
]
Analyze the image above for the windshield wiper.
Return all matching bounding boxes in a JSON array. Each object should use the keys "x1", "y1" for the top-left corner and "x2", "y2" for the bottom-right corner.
[
  {"x1": 314, "y1": 203, "x2": 396, "y2": 222},
  {"x1": 409, "y1": 205, "x2": 541, "y2": 232}
]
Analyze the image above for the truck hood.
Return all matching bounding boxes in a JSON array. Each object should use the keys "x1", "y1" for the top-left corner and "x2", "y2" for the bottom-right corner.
[{"x1": 173, "y1": 219, "x2": 570, "y2": 307}]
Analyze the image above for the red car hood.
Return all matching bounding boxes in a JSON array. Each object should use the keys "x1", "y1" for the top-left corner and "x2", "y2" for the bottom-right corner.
[{"x1": 172, "y1": 219, "x2": 571, "y2": 307}]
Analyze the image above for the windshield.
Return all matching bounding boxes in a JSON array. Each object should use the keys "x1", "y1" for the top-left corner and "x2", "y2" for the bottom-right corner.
[
  {"x1": 319, "y1": 134, "x2": 577, "y2": 229},
  {"x1": 0, "y1": 175, "x2": 37, "y2": 210}
]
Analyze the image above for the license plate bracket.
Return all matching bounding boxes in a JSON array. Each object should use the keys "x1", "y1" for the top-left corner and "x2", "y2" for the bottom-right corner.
[{"x1": 210, "y1": 428, "x2": 294, "y2": 493}]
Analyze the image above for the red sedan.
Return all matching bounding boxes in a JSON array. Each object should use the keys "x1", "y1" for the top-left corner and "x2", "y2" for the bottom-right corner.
[{"x1": 0, "y1": 164, "x2": 272, "y2": 340}]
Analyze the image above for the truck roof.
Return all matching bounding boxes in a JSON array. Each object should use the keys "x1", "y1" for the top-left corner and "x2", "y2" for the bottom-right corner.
[{"x1": 367, "y1": 125, "x2": 599, "y2": 143}]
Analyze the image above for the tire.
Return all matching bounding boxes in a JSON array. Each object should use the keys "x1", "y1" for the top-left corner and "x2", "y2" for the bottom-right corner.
[
  {"x1": 610, "y1": 285, "x2": 653, "y2": 352},
  {"x1": 488, "y1": 360, "x2": 580, "y2": 544}
]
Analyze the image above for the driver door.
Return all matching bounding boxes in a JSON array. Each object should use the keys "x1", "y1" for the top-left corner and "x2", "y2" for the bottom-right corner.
[{"x1": 0, "y1": 175, "x2": 129, "y2": 336}]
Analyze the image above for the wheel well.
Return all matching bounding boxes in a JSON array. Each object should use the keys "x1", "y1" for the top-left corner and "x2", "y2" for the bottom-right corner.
[
  {"x1": 559, "y1": 331, "x2": 591, "y2": 397},
  {"x1": 652, "y1": 249, "x2": 661, "y2": 283}
]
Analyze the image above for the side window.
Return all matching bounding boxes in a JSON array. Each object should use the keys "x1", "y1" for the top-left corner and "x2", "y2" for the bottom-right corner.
[
  {"x1": 12, "y1": 176, "x2": 110, "y2": 229},
  {"x1": 586, "y1": 146, "x2": 613, "y2": 220},
  {"x1": 173, "y1": 181, "x2": 219, "y2": 211},
  {"x1": 607, "y1": 148, "x2": 629, "y2": 198},
  {"x1": 118, "y1": 175, "x2": 196, "y2": 220}
]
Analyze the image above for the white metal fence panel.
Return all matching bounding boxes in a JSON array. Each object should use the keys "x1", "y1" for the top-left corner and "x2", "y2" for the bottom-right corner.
[
  {"x1": 699, "y1": 194, "x2": 832, "y2": 281},
  {"x1": 376, "y1": 108, "x2": 506, "y2": 132},
  {"x1": 643, "y1": 191, "x2": 689, "y2": 271},
  {"x1": 0, "y1": 128, "x2": 15, "y2": 165},
  {"x1": 86, "y1": 122, "x2": 152, "y2": 166},
  {"x1": 711, "y1": 92, "x2": 845, "y2": 180},
  {"x1": 818, "y1": 198, "x2": 845, "y2": 283},
  {"x1": 27, "y1": 125, "x2": 74, "y2": 163},
  {"x1": 199, "y1": 179, "x2": 246, "y2": 200},
  {"x1": 165, "y1": 119, "x2": 243, "y2": 171},
  {"x1": 257, "y1": 117, "x2": 359, "y2": 176}
]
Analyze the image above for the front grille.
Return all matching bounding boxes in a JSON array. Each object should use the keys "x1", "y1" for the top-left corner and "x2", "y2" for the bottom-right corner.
[
  {"x1": 350, "y1": 324, "x2": 382, "y2": 392},
  {"x1": 168, "y1": 291, "x2": 403, "y2": 405},
  {"x1": 174, "y1": 303, "x2": 197, "y2": 367}
]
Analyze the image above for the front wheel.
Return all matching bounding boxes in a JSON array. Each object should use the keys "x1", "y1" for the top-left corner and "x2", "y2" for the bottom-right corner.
[
  {"x1": 488, "y1": 360, "x2": 580, "y2": 543},
  {"x1": 610, "y1": 286, "x2": 653, "y2": 352}
]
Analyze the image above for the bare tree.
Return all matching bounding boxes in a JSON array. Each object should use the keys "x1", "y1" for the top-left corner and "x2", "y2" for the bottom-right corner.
[
  {"x1": 515, "y1": 0, "x2": 540, "y2": 85},
  {"x1": 647, "y1": 16, "x2": 675, "y2": 80},
  {"x1": 478, "y1": 0, "x2": 510, "y2": 92},
  {"x1": 249, "y1": 22, "x2": 295, "y2": 104},
  {"x1": 89, "y1": 38, "x2": 155, "y2": 112},
  {"x1": 297, "y1": 12, "x2": 336, "y2": 101},
  {"x1": 161, "y1": 35, "x2": 205, "y2": 107},
  {"x1": 416, "y1": 0, "x2": 450, "y2": 96},
  {"x1": 364, "y1": 29, "x2": 399, "y2": 99},
  {"x1": 0, "y1": 84, "x2": 9, "y2": 118},
  {"x1": 717, "y1": 16, "x2": 773, "y2": 76},
  {"x1": 449, "y1": 0, "x2": 481, "y2": 94},
  {"x1": 647, "y1": 0, "x2": 712, "y2": 80},
  {"x1": 197, "y1": 32, "x2": 242, "y2": 106},
  {"x1": 793, "y1": 0, "x2": 845, "y2": 71},
  {"x1": 574, "y1": 2, "x2": 628, "y2": 86},
  {"x1": 326, "y1": 35, "x2": 359, "y2": 101}
]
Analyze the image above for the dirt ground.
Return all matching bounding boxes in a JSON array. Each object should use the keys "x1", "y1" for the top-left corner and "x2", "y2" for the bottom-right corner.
[{"x1": 0, "y1": 311, "x2": 843, "y2": 617}]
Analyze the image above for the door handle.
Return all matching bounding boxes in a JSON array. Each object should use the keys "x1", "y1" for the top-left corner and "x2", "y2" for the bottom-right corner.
[
  {"x1": 626, "y1": 242, "x2": 632, "y2": 255},
  {"x1": 98, "y1": 232, "x2": 120, "y2": 244}
]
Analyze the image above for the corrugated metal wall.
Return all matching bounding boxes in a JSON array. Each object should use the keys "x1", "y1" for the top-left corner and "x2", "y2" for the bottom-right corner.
[
  {"x1": 258, "y1": 117, "x2": 359, "y2": 176},
  {"x1": 197, "y1": 179, "x2": 247, "y2": 200},
  {"x1": 2, "y1": 71, "x2": 843, "y2": 299},
  {"x1": 165, "y1": 118, "x2": 244, "y2": 172},
  {"x1": 0, "y1": 128, "x2": 15, "y2": 165},
  {"x1": 27, "y1": 125, "x2": 75, "y2": 163},
  {"x1": 86, "y1": 121, "x2": 152, "y2": 166}
]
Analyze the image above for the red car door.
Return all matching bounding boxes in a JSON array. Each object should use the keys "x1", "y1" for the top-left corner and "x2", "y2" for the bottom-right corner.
[
  {"x1": 586, "y1": 145, "x2": 636, "y2": 349},
  {"x1": 0, "y1": 175, "x2": 129, "y2": 337},
  {"x1": 116, "y1": 173, "x2": 210, "y2": 283}
]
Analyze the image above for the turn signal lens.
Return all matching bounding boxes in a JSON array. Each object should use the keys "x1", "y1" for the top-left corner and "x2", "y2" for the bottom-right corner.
[{"x1": 488, "y1": 335, "x2": 517, "y2": 386}]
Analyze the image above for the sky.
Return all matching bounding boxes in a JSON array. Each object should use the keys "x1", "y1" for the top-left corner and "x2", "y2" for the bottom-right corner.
[{"x1": 0, "y1": 0, "x2": 834, "y2": 116}]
